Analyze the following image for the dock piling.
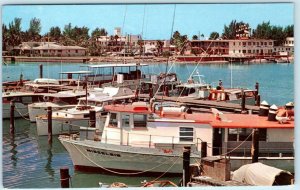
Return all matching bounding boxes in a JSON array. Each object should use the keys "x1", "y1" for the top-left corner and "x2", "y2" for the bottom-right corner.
[
  {"x1": 241, "y1": 89, "x2": 246, "y2": 112},
  {"x1": 89, "y1": 110, "x2": 96, "y2": 128},
  {"x1": 39, "y1": 64, "x2": 43, "y2": 78},
  {"x1": 201, "y1": 141, "x2": 207, "y2": 158},
  {"x1": 256, "y1": 94, "x2": 261, "y2": 106},
  {"x1": 60, "y1": 167, "x2": 70, "y2": 188},
  {"x1": 47, "y1": 106, "x2": 52, "y2": 144},
  {"x1": 251, "y1": 128, "x2": 259, "y2": 163},
  {"x1": 183, "y1": 146, "x2": 191, "y2": 187},
  {"x1": 10, "y1": 100, "x2": 15, "y2": 136}
]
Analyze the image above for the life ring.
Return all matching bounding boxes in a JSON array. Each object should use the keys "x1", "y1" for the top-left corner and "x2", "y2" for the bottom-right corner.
[{"x1": 43, "y1": 96, "x2": 49, "y2": 102}]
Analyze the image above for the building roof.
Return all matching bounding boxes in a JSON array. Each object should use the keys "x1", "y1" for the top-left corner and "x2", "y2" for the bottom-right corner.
[
  {"x1": 32, "y1": 44, "x2": 86, "y2": 50},
  {"x1": 87, "y1": 63, "x2": 148, "y2": 68}
]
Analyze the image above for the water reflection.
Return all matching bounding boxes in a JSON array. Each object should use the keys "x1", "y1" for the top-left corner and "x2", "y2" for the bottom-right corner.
[
  {"x1": 45, "y1": 144, "x2": 55, "y2": 180},
  {"x1": 9, "y1": 136, "x2": 18, "y2": 168}
]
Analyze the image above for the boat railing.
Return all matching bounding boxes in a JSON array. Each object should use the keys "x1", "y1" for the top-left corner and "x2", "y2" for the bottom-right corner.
[
  {"x1": 100, "y1": 129, "x2": 211, "y2": 151},
  {"x1": 215, "y1": 147, "x2": 294, "y2": 158}
]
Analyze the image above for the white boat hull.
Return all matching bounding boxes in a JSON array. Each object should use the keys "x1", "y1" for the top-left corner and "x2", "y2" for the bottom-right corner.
[
  {"x1": 59, "y1": 137, "x2": 200, "y2": 175},
  {"x1": 28, "y1": 103, "x2": 76, "y2": 122},
  {"x1": 36, "y1": 117, "x2": 88, "y2": 136},
  {"x1": 2, "y1": 102, "x2": 28, "y2": 119}
]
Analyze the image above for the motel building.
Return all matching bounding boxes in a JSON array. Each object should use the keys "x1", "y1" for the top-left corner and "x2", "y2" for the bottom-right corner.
[
  {"x1": 273, "y1": 37, "x2": 294, "y2": 56},
  {"x1": 190, "y1": 39, "x2": 274, "y2": 56},
  {"x1": 32, "y1": 43, "x2": 87, "y2": 57}
]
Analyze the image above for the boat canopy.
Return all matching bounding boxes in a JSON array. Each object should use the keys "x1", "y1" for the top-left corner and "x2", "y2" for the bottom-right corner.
[
  {"x1": 59, "y1": 71, "x2": 93, "y2": 75},
  {"x1": 33, "y1": 78, "x2": 60, "y2": 85},
  {"x1": 87, "y1": 63, "x2": 148, "y2": 68},
  {"x1": 232, "y1": 162, "x2": 293, "y2": 186}
]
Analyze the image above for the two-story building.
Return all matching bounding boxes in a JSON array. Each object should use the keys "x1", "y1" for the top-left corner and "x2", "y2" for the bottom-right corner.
[{"x1": 273, "y1": 37, "x2": 294, "y2": 56}]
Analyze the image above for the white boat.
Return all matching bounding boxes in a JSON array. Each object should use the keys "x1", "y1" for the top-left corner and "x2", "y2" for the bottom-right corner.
[
  {"x1": 28, "y1": 90, "x2": 87, "y2": 122},
  {"x1": 35, "y1": 86, "x2": 135, "y2": 136},
  {"x1": 59, "y1": 102, "x2": 294, "y2": 175},
  {"x1": 36, "y1": 105, "x2": 104, "y2": 136},
  {"x1": 2, "y1": 91, "x2": 48, "y2": 119}
]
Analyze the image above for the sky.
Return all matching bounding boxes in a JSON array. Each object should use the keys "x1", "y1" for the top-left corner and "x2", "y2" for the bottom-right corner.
[{"x1": 1, "y1": 3, "x2": 294, "y2": 40}]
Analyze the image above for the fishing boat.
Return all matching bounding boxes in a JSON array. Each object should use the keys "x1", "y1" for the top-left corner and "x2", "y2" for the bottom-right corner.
[
  {"x1": 59, "y1": 101, "x2": 294, "y2": 175},
  {"x1": 35, "y1": 86, "x2": 135, "y2": 136},
  {"x1": 28, "y1": 90, "x2": 87, "y2": 122},
  {"x1": 2, "y1": 91, "x2": 48, "y2": 119}
]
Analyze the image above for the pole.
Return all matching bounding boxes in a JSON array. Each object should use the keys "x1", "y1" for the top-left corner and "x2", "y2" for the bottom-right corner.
[
  {"x1": 89, "y1": 110, "x2": 96, "y2": 128},
  {"x1": 47, "y1": 106, "x2": 52, "y2": 144},
  {"x1": 60, "y1": 167, "x2": 70, "y2": 188},
  {"x1": 255, "y1": 82, "x2": 259, "y2": 96},
  {"x1": 183, "y1": 146, "x2": 191, "y2": 187},
  {"x1": 241, "y1": 88, "x2": 246, "y2": 111},
  {"x1": 39, "y1": 64, "x2": 43, "y2": 78},
  {"x1": 10, "y1": 100, "x2": 15, "y2": 136},
  {"x1": 201, "y1": 141, "x2": 207, "y2": 158},
  {"x1": 251, "y1": 128, "x2": 259, "y2": 163},
  {"x1": 256, "y1": 94, "x2": 261, "y2": 106}
]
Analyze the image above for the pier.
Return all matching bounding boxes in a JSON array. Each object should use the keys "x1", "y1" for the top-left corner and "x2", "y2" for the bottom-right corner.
[{"x1": 139, "y1": 94, "x2": 260, "y2": 113}]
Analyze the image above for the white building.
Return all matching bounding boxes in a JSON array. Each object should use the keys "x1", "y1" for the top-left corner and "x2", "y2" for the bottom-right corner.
[
  {"x1": 273, "y1": 37, "x2": 294, "y2": 56},
  {"x1": 228, "y1": 39, "x2": 274, "y2": 56},
  {"x1": 32, "y1": 43, "x2": 86, "y2": 56}
]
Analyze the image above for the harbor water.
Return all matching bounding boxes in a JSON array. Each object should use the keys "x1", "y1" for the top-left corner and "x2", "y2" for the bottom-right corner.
[{"x1": 2, "y1": 62, "x2": 294, "y2": 188}]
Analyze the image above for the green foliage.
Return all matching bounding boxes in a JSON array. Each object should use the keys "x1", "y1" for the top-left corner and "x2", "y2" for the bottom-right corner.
[
  {"x1": 209, "y1": 32, "x2": 219, "y2": 40},
  {"x1": 91, "y1": 27, "x2": 108, "y2": 38},
  {"x1": 49, "y1": 26, "x2": 61, "y2": 41},
  {"x1": 28, "y1": 17, "x2": 41, "y2": 38},
  {"x1": 192, "y1": 35, "x2": 198, "y2": 40},
  {"x1": 222, "y1": 20, "x2": 248, "y2": 39},
  {"x1": 171, "y1": 31, "x2": 187, "y2": 51}
]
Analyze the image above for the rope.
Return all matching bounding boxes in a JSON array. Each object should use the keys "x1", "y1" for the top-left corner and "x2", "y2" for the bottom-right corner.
[
  {"x1": 14, "y1": 106, "x2": 30, "y2": 121},
  {"x1": 147, "y1": 156, "x2": 181, "y2": 182},
  {"x1": 70, "y1": 142, "x2": 181, "y2": 175},
  {"x1": 219, "y1": 130, "x2": 254, "y2": 156}
]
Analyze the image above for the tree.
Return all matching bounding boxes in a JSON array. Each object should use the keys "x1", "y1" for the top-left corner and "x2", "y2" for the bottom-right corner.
[
  {"x1": 48, "y1": 26, "x2": 61, "y2": 41},
  {"x1": 156, "y1": 40, "x2": 164, "y2": 55},
  {"x1": 192, "y1": 35, "x2": 198, "y2": 40},
  {"x1": 91, "y1": 27, "x2": 108, "y2": 38},
  {"x1": 171, "y1": 31, "x2": 187, "y2": 52},
  {"x1": 284, "y1": 25, "x2": 294, "y2": 37},
  {"x1": 222, "y1": 20, "x2": 248, "y2": 39},
  {"x1": 209, "y1": 32, "x2": 219, "y2": 40},
  {"x1": 28, "y1": 17, "x2": 41, "y2": 41},
  {"x1": 252, "y1": 21, "x2": 272, "y2": 39},
  {"x1": 6, "y1": 18, "x2": 22, "y2": 49}
]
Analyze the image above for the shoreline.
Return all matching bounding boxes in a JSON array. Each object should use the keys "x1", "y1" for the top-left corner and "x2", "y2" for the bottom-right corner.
[{"x1": 2, "y1": 55, "x2": 294, "y2": 64}]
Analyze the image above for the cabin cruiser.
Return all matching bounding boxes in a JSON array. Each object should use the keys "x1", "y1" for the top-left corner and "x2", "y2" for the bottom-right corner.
[
  {"x1": 59, "y1": 102, "x2": 294, "y2": 175},
  {"x1": 28, "y1": 90, "x2": 87, "y2": 122},
  {"x1": 35, "y1": 86, "x2": 135, "y2": 136}
]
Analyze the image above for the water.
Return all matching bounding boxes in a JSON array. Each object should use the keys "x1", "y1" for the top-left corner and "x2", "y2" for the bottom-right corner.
[{"x1": 2, "y1": 62, "x2": 294, "y2": 188}]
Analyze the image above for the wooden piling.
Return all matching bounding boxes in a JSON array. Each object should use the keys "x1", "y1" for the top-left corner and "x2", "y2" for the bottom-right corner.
[
  {"x1": 39, "y1": 64, "x2": 43, "y2": 78},
  {"x1": 89, "y1": 110, "x2": 96, "y2": 128},
  {"x1": 164, "y1": 86, "x2": 169, "y2": 97},
  {"x1": 183, "y1": 146, "x2": 191, "y2": 187},
  {"x1": 241, "y1": 89, "x2": 246, "y2": 111},
  {"x1": 10, "y1": 101, "x2": 15, "y2": 135},
  {"x1": 251, "y1": 128, "x2": 259, "y2": 163},
  {"x1": 201, "y1": 142, "x2": 207, "y2": 158},
  {"x1": 60, "y1": 167, "x2": 70, "y2": 188},
  {"x1": 149, "y1": 86, "x2": 153, "y2": 99},
  {"x1": 255, "y1": 82, "x2": 259, "y2": 96},
  {"x1": 256, "y1": 94, "x2": 261, "y2": 106},
  {"x1": 47, "y1": 106, "x2": 52, "y2": 144}
]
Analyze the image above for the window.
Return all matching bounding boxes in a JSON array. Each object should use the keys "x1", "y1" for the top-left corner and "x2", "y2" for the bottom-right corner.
[
  {"x1": 76, "y1": 50, "x2": 78, "y2": 53},
  {"x1": 109, "y1": 113, "x2": 118, "y2": 127},
  {"x1": 261, "y1": 42, "x2": 264, "y2": 45},
  {"x1": 228, "y1": 128, "x2": 266, "y2": 141},
  {"x1": 242, "y1": 42, "x2": 246, "y2": 46},
  {"x1": 233, "y1": 42, "x2": 236, "y2": 46},
  {"x1": 179, "y1": 127, "x2": 194, "y2": 142},
  {"x1": 264, "y1": 42, "x2": 267, "y2": 46},
  {"x1": 248, "y1": 50, "x2": 251, "y2": 53},
  {"x1": 269, "y1": 42, "x2": 273, "y2": 45},
  {"x1": 248, "y1": 42, "x2": 251, "y2": 46},
  {"x1": 133, "y1": 114, "x2": 147, "y2": 128},
  {"x1": 243, "y1": 50, "x2": 246, "y2": 53},
  {"x1": 122, "y1": 114, "x2": 130, "y2": 127}
]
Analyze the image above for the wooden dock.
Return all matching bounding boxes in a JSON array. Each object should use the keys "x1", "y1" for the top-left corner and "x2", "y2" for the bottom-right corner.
[{"x1": 139, "y1": 94, "x2": 260, "y2": 114}]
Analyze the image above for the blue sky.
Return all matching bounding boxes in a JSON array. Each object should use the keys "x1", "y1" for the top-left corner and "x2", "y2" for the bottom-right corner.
[{"x1": 2, "y1": 3, "x2": 294, "y2": 40}]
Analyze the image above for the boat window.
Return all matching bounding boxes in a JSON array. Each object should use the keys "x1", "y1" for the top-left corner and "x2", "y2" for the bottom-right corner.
[
  {"x1": 133, "y1": 114, "x2": 147, "y2": 128},
  {"x1": 228, "y1": 129, "x2": 238, "y2": 141},
  {"x1": 179, "y1": 127, "x2": 194, "y2": 142},
  {"x1": 83, "y1": 113, "x2": 90, "y2": 118},
  {"x1": 122, "y1": 114, "x2": 130, "y2": 128},
  {"x1": 259, "y1": 128, "x2": 267, "y2": 141},
  {"x1": 22, "y1": 96, "x2": 32, "y2": 104},
  {"x1": 238, "y1": 128, "x2": 253, "y2": 141},
  {"x1": 109, "y1": 113, "x2": 118, "y2": 127}
]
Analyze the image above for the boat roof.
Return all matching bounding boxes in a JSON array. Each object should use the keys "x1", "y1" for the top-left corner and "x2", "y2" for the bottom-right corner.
[
  {"x1": 210, "y1": 114, "x2": 294, "y2": 129},
  {"x1": 176, "y1": 83, "x2": 210, "y2": 88},
  {"x1": 46, "y1": 91, "x2": 86, "y2": 98},
  {"x1": 2, "y1": 91, "x2": 49, "y2": 97},
  {"x1": 87, "y1": 63, "x2": 148, "y2": 68},
  {"x1": 60, "y1": 71, "x2": 93, "y2": 74},
  {"x1": 104, "y1": 103, "x2": 294, "y2": 129}
]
